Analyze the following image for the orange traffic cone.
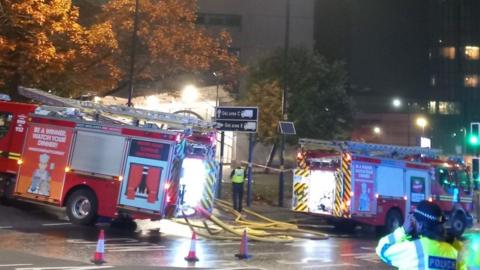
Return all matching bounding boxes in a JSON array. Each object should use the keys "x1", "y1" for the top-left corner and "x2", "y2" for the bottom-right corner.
[
  {"x1": 235, "y1": 229, "x2": 252, "y2": 259},
  {"x1": 184, "y1": 231, "x2": 199, "y2": 262},
  {"x1": 91, "y1": 229, "x2": 106, "y2": 265}
]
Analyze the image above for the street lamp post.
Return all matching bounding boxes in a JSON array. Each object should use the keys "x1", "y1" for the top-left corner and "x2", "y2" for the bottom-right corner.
[
  {"x1": 213, "y1": 72, "x2": 225, "y2": 199},
  {"x1": 392, "y1": 98, "x2": 412, "y2": 146},
  {"x1": 278, "y1": 0, "x2": 290, "y2": 207},
  {"x1": 127, "y1": 0, "x2": 140, "y2": 107}
]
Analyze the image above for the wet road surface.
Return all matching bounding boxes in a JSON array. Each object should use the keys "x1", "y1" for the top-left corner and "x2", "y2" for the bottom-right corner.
[{"x1": 0, "y1": 201, "x2": 391, "y2": 270}]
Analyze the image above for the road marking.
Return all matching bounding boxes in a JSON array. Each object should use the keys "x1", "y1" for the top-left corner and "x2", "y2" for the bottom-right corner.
[
  {"x1": 0, "y1": 264, "x2": 33, "y2": 267},
  {"x1": 41, "y1": 223, "x2": 71, "y2": 226},
  {"x1": 341, "y1": 252, "x2": 373, "y2": 256},
  {"x1": 106, "y1": 247, "x2": 173, "y2": 252},
  {"x1": 341, "y1": 252, "x2": 381, "y2": 264},
  {"x1": 302, "y1": 263, "x2": 360, "y2": 269},
  {"x1": 0, "y1": 226, "x2": 13, "y2": 229},
  {"x1": 277, "y1": 257, "x2": 332, "y2": 265},
  {"x1": 253, "y1": 252, "x2": 289, "y2": 256},
  {"x1": 286, "y1": 242, "x2": 338, "y2": 248},
  {"x1": 202, "y1": 242, "x2": 251, "y2": 246},
  {"x1": 16, "y1": 266, "x2": 113, "y2": 270}
]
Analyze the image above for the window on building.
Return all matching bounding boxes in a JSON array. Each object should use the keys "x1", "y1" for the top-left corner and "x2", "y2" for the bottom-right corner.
[
  {"x1": 465, "y1": 46, "x2": 480, "y2": 60},
  {"x1": 440, "y1": 46, "x2": 455, "y2": 59},
  {"x1": 431, "y1": 76, "x2": 436, "y2": 86},
  {"x1": 465, "y1": 75, "x2": 479, "y2": 88},
  {"x1": 438, "y1": 101, "x2": 460, "y2": 115},
  {"x1": 196, "y1": 13, "x2": 242, "y2": 28},
  {"x1": 428, "y1": 101, "x2": 436, "y2": 114},
  {"x1": 0, "y1": 112, "x2": 12, "y2": 139},
  {"x1": 208, "y1": 15, "x2": 224, "y2": 26}
]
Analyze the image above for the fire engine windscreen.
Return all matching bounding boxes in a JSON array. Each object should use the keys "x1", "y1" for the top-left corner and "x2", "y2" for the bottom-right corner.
[
  {"x1": 308, "y1": 170, "x2": 335, "y2": 214},
  {"x1": 179, "y1": 158, "x2": 206, "y2": 211}
]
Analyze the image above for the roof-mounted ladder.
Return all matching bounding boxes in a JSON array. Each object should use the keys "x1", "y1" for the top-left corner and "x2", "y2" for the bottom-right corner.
[
  {"x1": 299, "y1": 138, "x2": 441, "y2": 158},
  {"x1": 18, "y1": 86, "x2": 214, "y2": 130}
]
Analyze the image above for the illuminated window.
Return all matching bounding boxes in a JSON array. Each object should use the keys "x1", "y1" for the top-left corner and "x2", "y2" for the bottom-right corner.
[
  {"x1": 438, "y1": 102, "x2": 460, "y2": 115},
  {"x1": 428, "y1": 101, "x2": 436, "y2": 114},
  {"x1": 465, "y1": 46, "x2": 480, "y2": 60},
  {"x1": 431, "y1": 76, "x2": 436, "y2": 86},
  {"x1": 440, "y1": 47, "x2": 455, "y2": 59},
  {"x1": 465, "y1": 75, "x2": 479, "y2": 88}
]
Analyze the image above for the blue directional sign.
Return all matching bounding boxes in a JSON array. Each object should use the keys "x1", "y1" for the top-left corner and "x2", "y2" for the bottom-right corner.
[{"x1": 215, "y1": 106, "x2": 258, "y2": 133}]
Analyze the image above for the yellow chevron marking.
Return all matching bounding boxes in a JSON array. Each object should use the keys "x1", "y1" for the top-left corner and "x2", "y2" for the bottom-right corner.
[{"x1": 294, "y1": 203, "x2": 308, "y2": 212}]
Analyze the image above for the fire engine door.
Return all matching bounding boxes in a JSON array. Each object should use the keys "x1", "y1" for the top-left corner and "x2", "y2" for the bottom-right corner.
[
  {"x1": 308, "y1": 170, "x2": 336, "y2": 214},
  {"x1": 405, "y1": 169, "x2": 429, "y2": 212},
  {"x1": 179, "y1": 157, "x2": 207, "y2": 208},
  {"x1": 118, "y1": 139, "x2": 173, "y2": 212}
]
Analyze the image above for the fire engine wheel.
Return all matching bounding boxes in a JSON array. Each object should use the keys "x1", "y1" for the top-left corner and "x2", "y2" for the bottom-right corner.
[
  {"x1": 385, "y1": 209, "x2": 403, "y2": 233},
  {"x1": 66, "y1": 189, "x2": 98, "y2": 226},
  {"x1": 449, "y1": 212, "x2": 466, "y2": 237}
]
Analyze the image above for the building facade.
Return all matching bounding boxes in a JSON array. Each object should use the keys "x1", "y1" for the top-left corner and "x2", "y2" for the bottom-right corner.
[
  {"x1": 197, "y1": 0, "x2": 315, "y2": 66},
  {"x1": 315, "y1": 0, "x2": 480, "y2": 154}
]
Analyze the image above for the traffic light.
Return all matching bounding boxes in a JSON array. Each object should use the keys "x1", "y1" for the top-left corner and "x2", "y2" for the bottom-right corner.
[
  {"x1": 473, "y1": 158, "x2": 479, "y2": 180},
  {"x1": 469, "y1": 134, "x2": 479, "y2": 145},
  {"x1": 473, "y1": 158, "x2": 480, "y2": 190},
  {"x1": 469, "y1": 122, "x2": 480, "y2": 147}
]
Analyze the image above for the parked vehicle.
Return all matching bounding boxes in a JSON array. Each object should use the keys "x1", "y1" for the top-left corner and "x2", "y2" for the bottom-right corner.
[{"x1": 292, "y1": 138, "x2": 473, "y2": 236}]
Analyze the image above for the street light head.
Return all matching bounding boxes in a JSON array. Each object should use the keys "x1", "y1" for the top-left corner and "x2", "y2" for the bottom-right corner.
[
  {"x1": 145, "y1": 95, "x2": 160, "y2": 110},
  {"x1": 373, "y1": 126, "x2": 382, "y2": 135},
  {"x1": 392, "y1": 98, "x2": 402, "y2": 108},
  {"x1": 416, "y1": 117, "x2": 428, "y2": 128},
  {"x1": 182, "y1": 84, "x2": 199, "y2": 104}
]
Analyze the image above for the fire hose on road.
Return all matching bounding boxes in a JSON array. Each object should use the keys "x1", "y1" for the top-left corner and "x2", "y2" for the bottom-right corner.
[{"x1": 175, "y1": 199, "x2": 329, "y2": 243}]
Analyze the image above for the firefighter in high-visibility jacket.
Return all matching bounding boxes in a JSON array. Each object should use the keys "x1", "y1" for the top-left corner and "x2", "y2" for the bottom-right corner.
[
  {"x1": 376, "y1": 200, "x2": 466, "y2": 270},
  {"x1": 230, "y1": 164, "x2": 246, "y2": 212}
]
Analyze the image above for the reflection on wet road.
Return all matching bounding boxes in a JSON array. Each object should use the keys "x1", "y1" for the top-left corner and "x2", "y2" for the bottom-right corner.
[{"x1": 0, "y1": 202, "x2": 390, "y2": 270}]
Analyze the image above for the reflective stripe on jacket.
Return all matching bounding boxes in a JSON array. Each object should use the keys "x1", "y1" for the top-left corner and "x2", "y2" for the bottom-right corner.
[
  {"x1": 231, "y1": 168, "x2": 245, "y2": 183},
  {"x1": 375, "y1": 227, "x2": 466, "y2": 270}
]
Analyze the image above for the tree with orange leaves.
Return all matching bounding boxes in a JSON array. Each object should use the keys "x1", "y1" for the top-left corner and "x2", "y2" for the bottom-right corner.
[
  {"x1": 99, "y1": 0, "x2": 240, "y2": 95},
  {"x1": 0, "y1": 0, "x2": 119, "y2": 97},
  {"x1": 0, "y1": 0, "x2": 239, "y2": 98}
]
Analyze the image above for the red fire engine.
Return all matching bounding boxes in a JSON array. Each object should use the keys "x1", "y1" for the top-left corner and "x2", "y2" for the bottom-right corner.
[
  {"x1": 0, "y1": 87, "x2": 218, "y2": 225},
  {"x1": 292, "y1": 138, "x2": 473, "y2": 236}
]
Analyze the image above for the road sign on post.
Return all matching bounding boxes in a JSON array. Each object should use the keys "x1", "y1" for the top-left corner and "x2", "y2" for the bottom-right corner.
[
  {"x1": 215, "y1": 106, "x2": 258, "y2": 206},
  {"x1": 215, "y1": 107, "x2": 258, "y2": 133}
]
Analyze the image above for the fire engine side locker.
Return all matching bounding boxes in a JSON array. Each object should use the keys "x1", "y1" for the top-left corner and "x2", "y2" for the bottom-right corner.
[
  {"x1": 14, "y1": 120, "x2": 75, "y2": 205},
  {"x1": 117, "y1": 137, "x2": 175, "y2": 215},
  {"x1": 350, "y1": 156, "x2": 379, "y2": 217},
  {"x1": 67, "y1": 127, "x2": 128, "y2": 218},
  {"x1": 404, "y1": 164, "x2": 431, "y2": 213}
]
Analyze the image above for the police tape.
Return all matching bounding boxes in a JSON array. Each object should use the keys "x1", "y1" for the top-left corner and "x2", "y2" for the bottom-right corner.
[{"x1": 240, "y1": 160, "x2": 293, "y2": 172}]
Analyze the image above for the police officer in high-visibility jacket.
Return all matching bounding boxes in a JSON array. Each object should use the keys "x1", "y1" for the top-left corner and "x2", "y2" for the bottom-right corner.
[
  {"x1": 230, "y1": 164, "x2": 247, "y2": 212},
  {"x1": 376, "y1": 200, "x2": 466, "y2": 270}
]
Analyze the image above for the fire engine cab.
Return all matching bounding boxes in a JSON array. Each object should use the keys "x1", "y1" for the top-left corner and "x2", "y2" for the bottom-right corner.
[
  {"x1": 0, "y1": 87, "x2": 218, "y2": 225},
  {"x1": 292, "y1": 138, "x2": 473, "y2": 236}
]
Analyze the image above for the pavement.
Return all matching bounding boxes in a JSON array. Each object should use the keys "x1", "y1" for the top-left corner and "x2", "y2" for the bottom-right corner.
[{"x1": 0, "y1": 200, "x2": 390, "y2": 270}]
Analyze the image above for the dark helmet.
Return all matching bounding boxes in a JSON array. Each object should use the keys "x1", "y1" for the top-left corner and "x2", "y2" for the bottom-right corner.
[{"x1": 413, "y1": 200, "x2": 445, "y2": 226}]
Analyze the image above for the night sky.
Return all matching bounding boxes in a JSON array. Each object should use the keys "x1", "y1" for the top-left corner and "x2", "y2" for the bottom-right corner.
[{"x1": 315, "y1": 0, "x2": 430, "y2": 99}]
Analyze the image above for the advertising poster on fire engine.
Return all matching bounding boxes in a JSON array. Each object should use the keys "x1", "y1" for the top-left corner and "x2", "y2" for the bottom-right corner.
[
  {"x1": 15, "y1": 124, "x2": 74, "y2": 202},
  {"x1": 119, "y1": 139, "x2": 172, "y2": 212},
  {"x1": 352, "y1": 162, "x2": 376, "y2": 214},
  {"x1": 410, "y1": 176, "x2": 426, "y2": 205}
]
